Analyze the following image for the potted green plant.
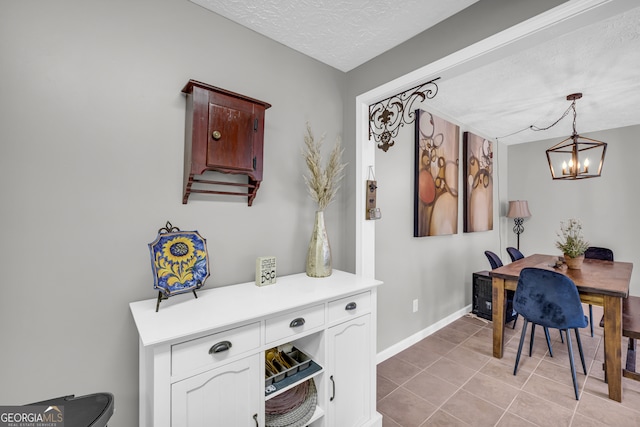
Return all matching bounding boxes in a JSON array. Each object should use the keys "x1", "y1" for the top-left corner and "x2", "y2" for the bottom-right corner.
[{"x1": 555, "y1": 218, "x2": 589, "y2": 269}]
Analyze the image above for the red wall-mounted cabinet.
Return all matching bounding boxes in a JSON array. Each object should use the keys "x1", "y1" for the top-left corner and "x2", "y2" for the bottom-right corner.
[{"x1": 182, "y1": 80, "x2": 271, "y2": 206}]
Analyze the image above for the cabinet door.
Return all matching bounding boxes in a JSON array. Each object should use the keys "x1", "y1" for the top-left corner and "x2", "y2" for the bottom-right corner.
[
  {"x1": 172, "y1": 354, "x2": 261, "y2": 427},
  {"x1": 207, "y1": 99, "x2": 256, "y2": 173},
  {"x1": 326, "y1": 315, "x2": 371, "y2": 427}
]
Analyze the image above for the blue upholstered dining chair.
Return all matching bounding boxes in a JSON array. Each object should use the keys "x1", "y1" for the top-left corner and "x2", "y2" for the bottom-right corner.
[
  {"x1": 486, "y1": 250, "x2": 557, "y2": 354},
  {"x1": 506, "y1": 247, "x2": 524, "y2": 262},
  {"x1": 584, "y1": 246, "x2": 614, "y2": 337},
  {"x1": 484, "y1": 250, "x2": 503, "y2": 270},
  {"x1": 585, "y1": 247, "x2": 614, "y2": 262},
  {"x1": 513, "y1": 267, "x2": 588, "y2": 400}
]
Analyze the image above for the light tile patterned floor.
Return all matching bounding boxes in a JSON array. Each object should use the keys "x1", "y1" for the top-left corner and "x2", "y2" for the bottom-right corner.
[{"x1": 377, "y1": 305, "x2": 640, "y2": 426}]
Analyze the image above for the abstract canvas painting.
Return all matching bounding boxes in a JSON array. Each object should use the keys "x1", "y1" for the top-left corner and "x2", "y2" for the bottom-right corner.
[
  {"x1": 414, "y1": 109, "x2": 459, "y2": 237},
  {"x1": 463, "y1": 131, "x2": 493, "y2": 232}
]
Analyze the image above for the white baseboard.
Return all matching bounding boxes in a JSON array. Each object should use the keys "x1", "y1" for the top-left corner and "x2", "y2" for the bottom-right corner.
[{"x1": 376, "y1": 305, "x2": 473, "y2": 364}]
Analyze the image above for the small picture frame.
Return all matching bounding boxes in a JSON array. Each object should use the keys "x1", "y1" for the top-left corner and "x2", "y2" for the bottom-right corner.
[{"x1": 256, "y1": 256, "x2": 277, "y2": 286}]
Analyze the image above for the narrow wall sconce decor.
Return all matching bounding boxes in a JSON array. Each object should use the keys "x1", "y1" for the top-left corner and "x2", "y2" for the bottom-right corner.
[
  {"x1": 546, "y1": 93, "x2": 607, "y2": 180},
  {"x1": 506, "y1": 200, "x2": 531, "y2": 250},
  {"x1": 366, "y1": 166, "x2": 381, "y2": 220},
  {"x1": 369, "y1": 77, "x2": 440, "y2": 152}
]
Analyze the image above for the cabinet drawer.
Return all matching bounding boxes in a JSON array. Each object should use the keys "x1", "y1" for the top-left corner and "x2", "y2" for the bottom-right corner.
[
  {"x1": 328, "y1": 291, "x2": 371, "y2": 324},
  {"x1": 265, "y1": 304, "x2": 325, "y2": 344},
  {"x1": 171, "y1": 322, "x2": 260, "y2": 377}
]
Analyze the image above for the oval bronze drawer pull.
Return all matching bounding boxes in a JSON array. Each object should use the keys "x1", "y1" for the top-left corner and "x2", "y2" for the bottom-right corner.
[
  {"x1": 289, "y1": 317, "x2": 306, "y2": 328},
  {"x1": 209, "y1": 340, "x2": 232, "y2": 354}
]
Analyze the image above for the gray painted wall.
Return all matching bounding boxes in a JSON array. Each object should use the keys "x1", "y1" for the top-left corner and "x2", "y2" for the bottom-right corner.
[
  {"x1": 343, "y1": 0, "x2": 567, "y2": 351},
  {"x1": 507, "y1": 125, "x2": 640, "y2": 296},
  {"x1": 0, "y1": 0, "x2": 582, "y2": 424},
  {"x1": 371, "y1": 116, "x2": 510, "y2": 351},
  {"x1": 0, "y1": 0, "x2": 345, "y2": 424}
]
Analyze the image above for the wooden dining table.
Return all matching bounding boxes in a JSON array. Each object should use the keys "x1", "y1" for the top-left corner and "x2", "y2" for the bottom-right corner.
[{"x1": 490, "y1": 253, "x2": 633, "y2": 402}]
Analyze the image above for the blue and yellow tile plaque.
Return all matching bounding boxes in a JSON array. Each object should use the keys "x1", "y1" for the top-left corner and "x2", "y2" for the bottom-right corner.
[{"x1": 149, "y1": 223, "x2": 209, "y2": 301}]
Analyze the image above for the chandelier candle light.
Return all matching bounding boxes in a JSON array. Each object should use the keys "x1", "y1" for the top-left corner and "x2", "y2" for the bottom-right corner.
[{"x1": 545, "y1": 93, "x2": 607, "y2": 180}]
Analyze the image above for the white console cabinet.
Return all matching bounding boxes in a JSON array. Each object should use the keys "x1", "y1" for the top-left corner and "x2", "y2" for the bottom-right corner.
[{"x1": 130, "y1": 270, "x2": 383, "y2": 427}]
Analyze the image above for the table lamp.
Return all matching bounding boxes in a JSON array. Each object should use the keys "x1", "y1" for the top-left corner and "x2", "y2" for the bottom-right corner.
[{"x1": 506, "y1": 200, "x2": 531, "y2": 250}]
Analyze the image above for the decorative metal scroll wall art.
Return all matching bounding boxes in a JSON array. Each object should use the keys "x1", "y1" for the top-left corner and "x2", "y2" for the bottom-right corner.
[
  {"x1": 369, "y1": 77, "x2": 440, "y2": 152},
  {"x1": 546, "y1": 93, "x2": 607, "y2": 180}
]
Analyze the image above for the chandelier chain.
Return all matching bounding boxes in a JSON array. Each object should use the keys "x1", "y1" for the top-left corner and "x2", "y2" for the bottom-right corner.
[
  {"x1": 530, "y1": 102, "x2": 574, "y2": 132},
  {"x1": 495, "y1": 100, "x2": 575, "y2": 141}
]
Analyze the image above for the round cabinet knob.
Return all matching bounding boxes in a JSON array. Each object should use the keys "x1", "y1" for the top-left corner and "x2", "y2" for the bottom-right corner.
[{"x1": 212, "y1": 130, "x2": 222, "y2": 140}]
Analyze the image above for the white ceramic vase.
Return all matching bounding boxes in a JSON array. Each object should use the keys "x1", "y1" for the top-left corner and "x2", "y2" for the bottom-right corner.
[{"x1": 306, "y1": 211, "x2": 332, "y2": 277}]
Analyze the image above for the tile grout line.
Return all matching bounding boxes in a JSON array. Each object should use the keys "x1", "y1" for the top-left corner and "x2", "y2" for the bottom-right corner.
[
  {"x1": 377, "y1": 312, "x2": 635, "y2": 427},
  {"x1": 387, "y1": 328, "x2": 487, "y2": 426},
  {"x1": 420, "y1": 333, "x2": 504, "y2": 427}
]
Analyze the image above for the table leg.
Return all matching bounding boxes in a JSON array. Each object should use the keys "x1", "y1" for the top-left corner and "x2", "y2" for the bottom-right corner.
[
  {"x1": 603, "y1": 295, "x2": 623, "y2": 402},
  {"x1": 492, "y1": 276, "x2": 506, "y2": 358}
]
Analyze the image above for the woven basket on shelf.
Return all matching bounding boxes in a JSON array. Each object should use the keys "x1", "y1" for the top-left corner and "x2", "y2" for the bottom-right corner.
[{"x1": 265, "y1": 379, "x2": 317, "y2": 427}]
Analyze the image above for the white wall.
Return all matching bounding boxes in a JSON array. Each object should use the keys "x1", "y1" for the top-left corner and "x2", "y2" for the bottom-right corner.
[
  {"x1": 0, "y1": 0, "x2": 345, "y2": 424},
  {"x1": 507, "y1": 125, "x2": 640, "y2": 296}
]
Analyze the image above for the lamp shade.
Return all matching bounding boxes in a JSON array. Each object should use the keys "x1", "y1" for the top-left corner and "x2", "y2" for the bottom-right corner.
[{"x1": 506, "y1": 200, "x2": 531, "y2": 219}]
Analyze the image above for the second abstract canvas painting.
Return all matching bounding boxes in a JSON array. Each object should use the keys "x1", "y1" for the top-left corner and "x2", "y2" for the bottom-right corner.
[{"x1": 463, "y1": 131, "x2": 493, "y2": 232}]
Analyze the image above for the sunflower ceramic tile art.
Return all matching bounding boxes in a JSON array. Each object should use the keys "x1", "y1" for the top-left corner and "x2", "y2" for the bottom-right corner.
[{"x1": 148, "y1": 223, "x2": 209, "y2": 309}]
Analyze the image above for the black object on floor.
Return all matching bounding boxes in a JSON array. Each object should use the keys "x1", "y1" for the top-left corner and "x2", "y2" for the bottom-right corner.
[{"x1": 26, "y1": 392, "x2": 114, "y2": 427}]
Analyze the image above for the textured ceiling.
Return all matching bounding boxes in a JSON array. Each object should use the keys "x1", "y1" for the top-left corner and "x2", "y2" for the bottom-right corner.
[
  {"x1": 189, "y1": 0, "x2": 479, "y2": 72},
  {"x1": 190, "y1": 0, "x2": 640, "y2": 145},
  {"x1": 425, "y1": 4, "x2": 640, "y2": 144}
]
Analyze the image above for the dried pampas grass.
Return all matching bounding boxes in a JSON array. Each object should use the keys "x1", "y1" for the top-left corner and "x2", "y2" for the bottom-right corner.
[{"x1": 303, "y1": 123, "x2": 346, "y2": 211}]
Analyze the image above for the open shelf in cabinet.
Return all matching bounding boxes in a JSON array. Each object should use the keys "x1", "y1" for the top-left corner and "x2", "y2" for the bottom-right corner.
[{"x1": 264, "y1": 332, "x2": 325, "y2": 426}]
